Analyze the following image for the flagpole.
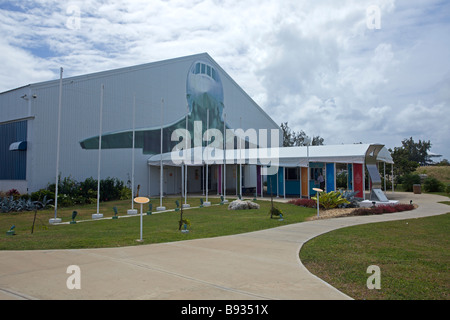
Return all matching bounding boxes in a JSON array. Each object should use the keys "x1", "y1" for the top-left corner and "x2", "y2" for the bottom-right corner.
[
  {"x1": 50, "y1": 67, "x2": 63, "y2": 224},
  {"x1": 93, "y1": 84, "x2": 104, "y2": 219},
  {"x1": 223, "y1": 112, "x2": 227, "y2": 203},
  {"x1": 128, "y1": 94, "x2": 137, "y2": 215},
  {"x1": 239, "y1": 116, "x2": 242, "y2": 199},
  {"x1": 204, "y1": 109, "x2": 211, "y2": 206},
  {"x1": 183, "y1": 105, "x2": 190, "y2": 208},
  {"x1": 157, "y1": 98, "x2": 166, "y2": 211},
  {"x1": 132, "y1": 94, "x2": 135, "y2": 208}
]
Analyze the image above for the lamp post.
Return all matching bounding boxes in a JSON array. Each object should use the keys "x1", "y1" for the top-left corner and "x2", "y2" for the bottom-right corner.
[{"x1": 313, "y1": 187, "x2": 323, "y2": 218}]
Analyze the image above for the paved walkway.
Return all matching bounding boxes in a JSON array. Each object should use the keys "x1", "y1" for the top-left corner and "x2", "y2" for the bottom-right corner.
[{"x1": 0, "y1": 192, "x2": 448, "y2": 300}]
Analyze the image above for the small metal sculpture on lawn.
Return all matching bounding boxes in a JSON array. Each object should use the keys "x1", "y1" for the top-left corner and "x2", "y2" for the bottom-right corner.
[
  {"x1": 6, "y1": 225, "x2": 15, "y2": 236},
  {"x1": 147, "y1": 203, "x2": 153, "y2": 215},
  {"x1": 70, "y1": 211, "x2": 78, "y2": 224}
]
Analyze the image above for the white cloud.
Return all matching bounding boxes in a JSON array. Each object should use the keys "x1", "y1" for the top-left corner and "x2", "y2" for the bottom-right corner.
[{"x1": 0, "y1": 0, "x2": 449, "y2": 159}]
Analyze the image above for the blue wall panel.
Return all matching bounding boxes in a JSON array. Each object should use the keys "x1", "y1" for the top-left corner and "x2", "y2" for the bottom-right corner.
[
  {"x1": 347, "y1": 163, "x2": 353, "y2": 190},
  {"x1": 0, "y1": 121, "x2": 27, "y2": 180},
  {"x1": 326, "y1": 163, "x2": 335, "y2": 192},
  {"x1": 267, "y1": 173, "x2": 276, "y2": 195},
  {"x1": 285, "y1": 180, "x2": 300, "y2": 195},
  {"x1": 278, "y1": 167, "x2": 284, "y2": 196}
]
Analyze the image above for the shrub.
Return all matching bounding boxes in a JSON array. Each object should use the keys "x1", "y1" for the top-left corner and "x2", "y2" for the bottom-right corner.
[
  {"x1": 100, "y1": 177, "x2": 124, "y2": 202},
  {"x1": 312, "y1": 191, "x2": 350, "y2": 210},
  {"x1": 423, "y1": 177, "x2": 444, "y2": 193},
  {"x1": 338, "y1": 190, "x2": 360, "y2": 208},
  {"x1": 120, "y1": 187, "x2": 132, "y2": 200},
  {"x1": 1, "y1": 195, "x2": 52, "y2": 213},
  {"x1": 395, "y1": 204, "x2": 416, "y2": 211},
  {"x1": 269, "y1": 206, "x2": 283, "y2": 217},
  {"x1": 401, "y1": 174, "x2": 421, "y2": 192},
  {"x1": 19, "y1": 193, "x2": 30, "y2": 201},
  {"x1": 29, "y1": 176, "x2": 127, "y2": 208},
  {"x1": 31, "y1": 189, "x2": 55, "y2": 202},
  {"x1": 288, "y1": 198, "x2": 317, "y2": 208},
  {"x1": 57, "y1": 193, "x2": 74, "y2": 207},
  {"x1": 351, "y1": 204, "x2": 414, "y2": 216},
  {"x1": 6, "y1": 189, "x2": 20, "y2": 199}
]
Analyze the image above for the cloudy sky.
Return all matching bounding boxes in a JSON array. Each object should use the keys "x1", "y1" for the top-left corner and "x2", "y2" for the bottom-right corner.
[{"x1": 1, "y1": 0, "x2": 449, "y2": 160}]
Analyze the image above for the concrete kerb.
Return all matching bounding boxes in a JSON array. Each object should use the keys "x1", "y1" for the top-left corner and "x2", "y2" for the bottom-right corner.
[
  {"x1": 51, "y1": 195, "x2": 261, "y2": 225},
  {"x1": 50, "y1": 202, "x2": 223, "y2": 225}
]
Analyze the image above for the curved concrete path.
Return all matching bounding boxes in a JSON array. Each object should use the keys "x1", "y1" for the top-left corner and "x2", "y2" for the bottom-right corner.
[{"x1": 0, "y1": 192, "x2": 448, "y2": 300}]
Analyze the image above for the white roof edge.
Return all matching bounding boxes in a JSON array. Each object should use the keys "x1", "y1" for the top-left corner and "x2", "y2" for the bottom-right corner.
[
  {"x1": 147, "y1": 144, "x2": 394, "y2": 165},
  {"x1": 1, "y1": 53, "x2": 211, "y2": 94}
]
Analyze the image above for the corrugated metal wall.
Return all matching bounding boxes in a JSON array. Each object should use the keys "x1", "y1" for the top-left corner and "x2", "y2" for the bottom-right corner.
[
  {"x1": 1, "y1": 53, "x2": 281, "y2": 194},
  {"x1": 0, "y1": 120, "x2": 27, "y2": 180}
]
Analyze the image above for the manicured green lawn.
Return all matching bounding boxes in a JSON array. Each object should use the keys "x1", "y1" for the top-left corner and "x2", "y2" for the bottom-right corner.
[
  {"x1": 0, "y1": 197, "x2": 315, "y2": 250},
  {"x1": 300, "y1": 213, "x2": 450, "y2": 300}
]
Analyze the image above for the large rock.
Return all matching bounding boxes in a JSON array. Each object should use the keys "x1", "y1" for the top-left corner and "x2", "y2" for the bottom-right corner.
[
  {"x1": 228, "y1": 200, "x2": 260, "y2": 210},
  {"x1": 247, "y1": 201, "x2": 260, "y2": 209}
]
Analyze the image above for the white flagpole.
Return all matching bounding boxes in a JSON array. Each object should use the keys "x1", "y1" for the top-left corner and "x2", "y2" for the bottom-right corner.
[
  {"x1": 128, "y1": 94, "x2": 137, "y2": 215},
  {"x1": 157, "y1": 98, "x2": 166, "y2": 211},
  {"x1": 223, "y1": 112, "x2": 227, "y2": 203},
  {"x1": 50, "y1": 67, "x2": 63, "y2": 224},
  {"x1": 204, "y1": 109, "x2": 210, "y2": 206},
  {"x1": 132, "y1": 95, "x2": 135, "y2": 208},
  {"x1": 185, "y1": 109, "x2": 188, "y2": 203},
  {"x1": 93, "y1": 84, "x2": 104, "y2": 219},
  {"x1": 239, "y1": 116, "x2": 242, "y2": 199},
  {"x1": 183, "y1": 105, "x2": 190, "y2": 208}
]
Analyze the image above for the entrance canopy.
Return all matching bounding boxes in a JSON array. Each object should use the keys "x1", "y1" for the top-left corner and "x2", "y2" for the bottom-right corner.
[{"x1": 147, "y1": 143, "x2": 393, "y2": 168}]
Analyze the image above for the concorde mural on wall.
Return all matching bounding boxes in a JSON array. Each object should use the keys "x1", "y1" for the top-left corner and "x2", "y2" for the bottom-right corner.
[{"x1": 79, "y1": 60, "x2": 240, "y2": 155}]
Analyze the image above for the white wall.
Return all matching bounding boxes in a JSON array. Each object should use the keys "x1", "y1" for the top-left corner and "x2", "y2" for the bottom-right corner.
[
  {"x1": 1, "y1": 53, "x2": 280, "y2": 195},
  {"x1": 0, "y1": 180, "x2": 28, "y2": 194}
]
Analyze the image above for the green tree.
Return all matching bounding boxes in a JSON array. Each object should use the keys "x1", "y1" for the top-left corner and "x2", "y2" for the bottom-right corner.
[
  {"x1": 280, "y1": 122, "x2": 324, "y2": 147},
  {"x1": 389, "y1": 147, "x2": 419, "y2": 178},
  {"x1": 389, "y1": 137, "x2": 431, "y2": 178},
  {"x1": 437, "y1": 159, "x2": 449, "y2": 166},
  {"x1": 401, "y1": 137, "x2": 431, "y2": 165}
]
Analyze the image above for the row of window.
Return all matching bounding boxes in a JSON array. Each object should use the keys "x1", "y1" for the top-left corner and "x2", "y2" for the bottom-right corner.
[{"x1": 193, "y1": 62, "x2": 219, "y2": 81}]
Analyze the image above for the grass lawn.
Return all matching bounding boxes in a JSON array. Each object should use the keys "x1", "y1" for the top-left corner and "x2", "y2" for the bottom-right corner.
[
  {"x1": 0, "y1": 196, "x2": 315, "y2": 250},
  {"x1": 300, "y1": 213, "x2": 450, "y2": 300}
]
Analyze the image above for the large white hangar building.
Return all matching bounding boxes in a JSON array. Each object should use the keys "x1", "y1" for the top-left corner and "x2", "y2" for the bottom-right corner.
[
  {"x1": 1, "y1": 52, "x2": 394, "y2": 204},
  {"x1": 0, "y1": 53, "x2": 281, "y2": 196}
]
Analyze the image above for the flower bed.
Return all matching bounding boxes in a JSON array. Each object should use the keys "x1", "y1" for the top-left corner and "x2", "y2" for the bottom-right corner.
[
  {"x1": 288, "y1": 198, "x2": 317, "y2": 208},
  {"x1": 350, "y1": 204, "x2": 415, "y2": 216},
  {"x1": 289, "y1": 196, "x2": 417, "y2": 221}
]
